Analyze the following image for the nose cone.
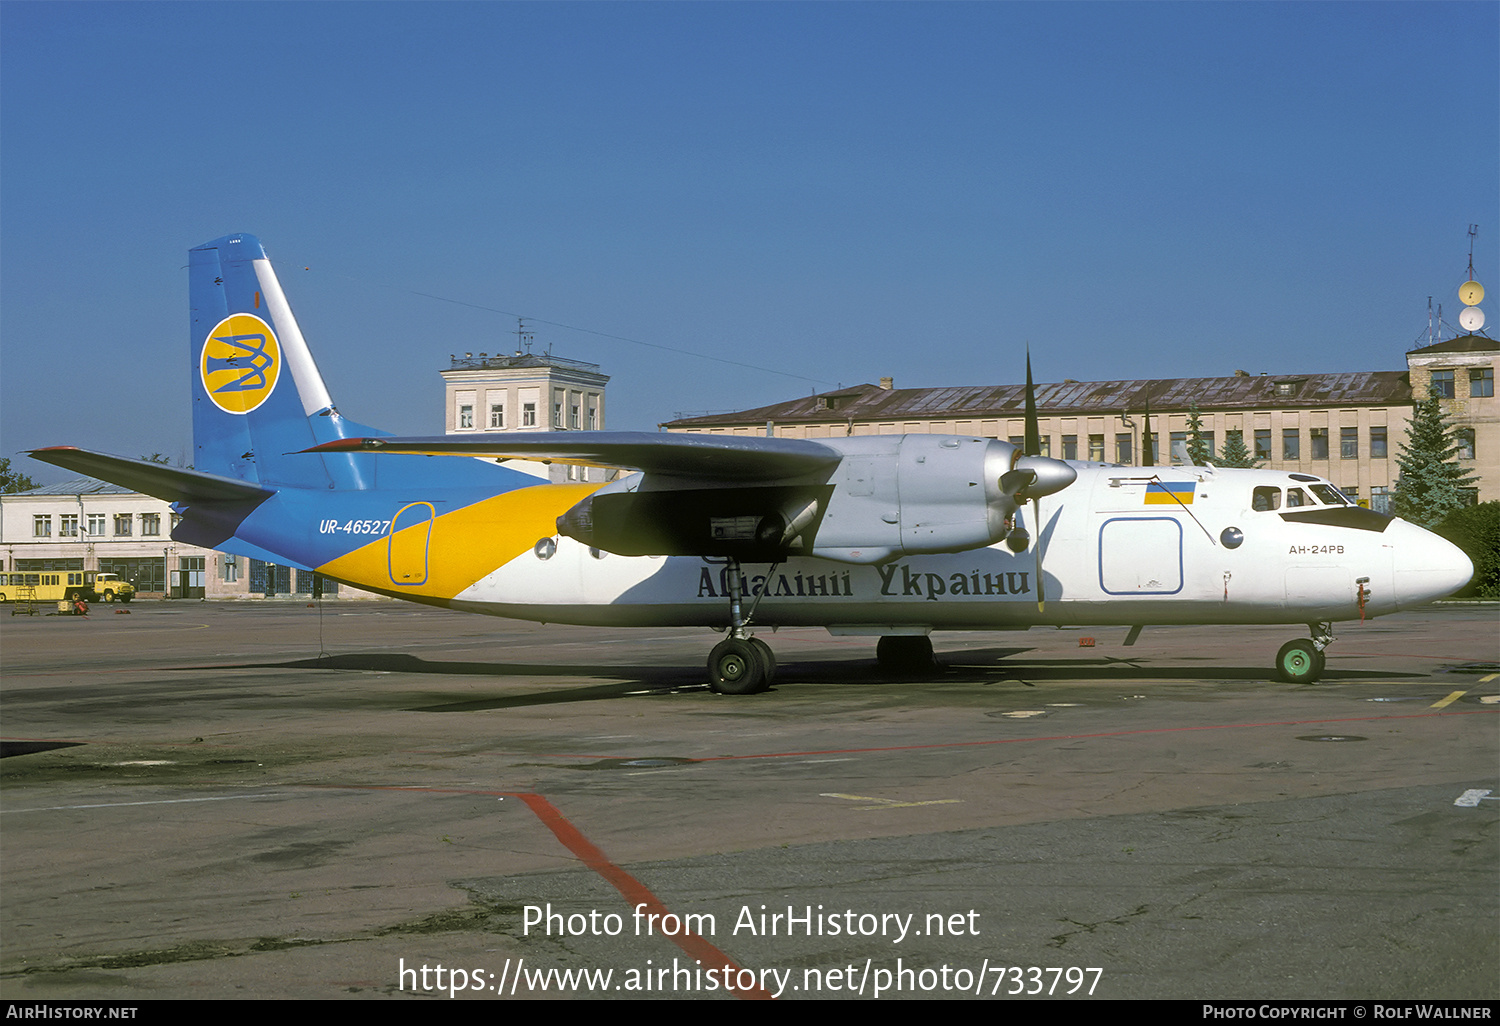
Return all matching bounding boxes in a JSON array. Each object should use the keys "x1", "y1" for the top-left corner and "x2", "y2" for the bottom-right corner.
[{"x1": 1390, "y1": 519, "x2": 1474, "y2": 609}]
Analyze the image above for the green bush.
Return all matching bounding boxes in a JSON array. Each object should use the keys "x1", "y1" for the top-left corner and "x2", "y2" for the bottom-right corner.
[{"x1": 1433, "y1": 502, "x2": 1500, "y2": 599}]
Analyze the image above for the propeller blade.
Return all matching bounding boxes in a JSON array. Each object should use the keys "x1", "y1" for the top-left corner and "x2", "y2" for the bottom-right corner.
[
  {"x1": 1033, "y1": 496, "x2": 1045, "y2": 612},
  {"x1": 1023, "y1": 347, "x2": 1041, "y2": 457}
]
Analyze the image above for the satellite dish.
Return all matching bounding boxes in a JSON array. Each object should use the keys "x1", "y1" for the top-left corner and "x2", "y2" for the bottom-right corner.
[
  {"x1": 1459, "y1": 305, "x2": 1486, "y2": 332},
  {"x1": 1459, "y1": 280, "x2": 1485, "y2": 305}
]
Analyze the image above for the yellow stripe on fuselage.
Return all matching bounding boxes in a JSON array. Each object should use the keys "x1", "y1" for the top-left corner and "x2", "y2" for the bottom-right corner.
[{"x1": 317, "y1": 482, "x2": 600, "y2": 601}]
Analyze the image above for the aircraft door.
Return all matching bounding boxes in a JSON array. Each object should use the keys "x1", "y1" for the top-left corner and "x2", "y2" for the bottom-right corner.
[
  {"x1": 388, "y1": 502, "x2": 435, "y2": 586},
  {"x1": 1098, "y1": 517, "x2": 1183, "y2": 595}
]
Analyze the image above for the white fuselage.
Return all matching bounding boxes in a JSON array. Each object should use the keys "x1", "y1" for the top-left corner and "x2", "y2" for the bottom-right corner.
[{"x1": 449, "y1": 464, "x2": 1472, "y2": 631}]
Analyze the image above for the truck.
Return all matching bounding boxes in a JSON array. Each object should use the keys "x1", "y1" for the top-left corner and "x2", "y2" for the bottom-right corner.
[{"x1": 0, "y1": 570, "x2": 136, "y2": 604}]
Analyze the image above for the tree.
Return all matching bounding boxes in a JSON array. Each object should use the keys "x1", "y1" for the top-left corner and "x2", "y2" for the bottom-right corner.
[
  {"x1": 0, "y1": 457, "x2": 38, "y2": 493},
  {"x1": 1216, "y1": 429, "x2": 1260, "y2": 468},
  {"x1": 1392, "y1": 394, "x2": 1477, "y2": 527},
  {"x1": 1185, "y1": 404, "x2": 1214, "y2": 465},
  {"x1": 1433, "y1": 502, "x2": 1499, "y2": 598}
]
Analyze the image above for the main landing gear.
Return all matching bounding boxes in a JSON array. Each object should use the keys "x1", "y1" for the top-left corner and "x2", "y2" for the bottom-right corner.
[
  {"x1": 706, "y1": 558, "x2": 776, "y2": 695},
  {"x1": 1275, "y1": 622, "x2": 1334, "y2": 684}
]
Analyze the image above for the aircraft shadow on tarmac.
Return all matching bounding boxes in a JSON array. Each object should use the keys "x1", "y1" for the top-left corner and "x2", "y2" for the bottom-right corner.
[{"x1": 171, "y1": 650, "x2": 1421, "y2": 713}]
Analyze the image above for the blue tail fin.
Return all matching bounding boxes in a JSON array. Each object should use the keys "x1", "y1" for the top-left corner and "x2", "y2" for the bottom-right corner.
[{"x1": 190, "y1": 234, "x2": 379, "y2": 490}]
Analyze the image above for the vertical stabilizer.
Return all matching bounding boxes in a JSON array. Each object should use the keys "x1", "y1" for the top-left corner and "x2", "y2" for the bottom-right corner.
[{"x1": 190, "y1": 234, "x2": 370, "y2": 489}]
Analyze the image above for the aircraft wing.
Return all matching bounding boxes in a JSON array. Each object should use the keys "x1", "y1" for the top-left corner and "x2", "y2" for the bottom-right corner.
[
  {"x1": 303, "y1": 431, "x2": 843, "y2": 481},
  {"x1": 25, "y1": 447, "x2": 275, "y2": 504}
]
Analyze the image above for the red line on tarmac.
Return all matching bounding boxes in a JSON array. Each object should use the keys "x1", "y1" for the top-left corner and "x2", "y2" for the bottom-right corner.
[{"x1": 307, "y1": 783, "x2": 773, "y2": 1000}]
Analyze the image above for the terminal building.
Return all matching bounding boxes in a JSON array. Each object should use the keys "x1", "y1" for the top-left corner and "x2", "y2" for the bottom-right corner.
[
  {"x1": 664, "y1": 334, "x2": 1498, "y2": 512},
  {"x1": 0, "y1": 479, "x2": 346, "y2": 601}
]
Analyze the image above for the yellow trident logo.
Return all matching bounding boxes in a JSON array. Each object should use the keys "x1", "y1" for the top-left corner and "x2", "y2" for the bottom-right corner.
[{"x1": 200, "y1": 314, "x2": 281, "y2": 414}]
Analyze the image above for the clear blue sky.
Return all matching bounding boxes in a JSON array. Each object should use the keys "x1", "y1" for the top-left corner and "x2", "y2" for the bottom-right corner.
[{"x1": 3, "y1": 1, "x2": 1496, "y2": 482}]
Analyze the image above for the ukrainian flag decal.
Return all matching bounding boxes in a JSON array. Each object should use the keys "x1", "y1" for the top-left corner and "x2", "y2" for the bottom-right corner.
[{"x1": 1144, "y1": 481, "x2": 1195, "y2": 505}]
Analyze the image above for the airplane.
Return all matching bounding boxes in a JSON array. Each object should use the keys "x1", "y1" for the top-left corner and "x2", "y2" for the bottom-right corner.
[{"x1": 27, "y1": 234, "x2": 1474, "y2": 695}]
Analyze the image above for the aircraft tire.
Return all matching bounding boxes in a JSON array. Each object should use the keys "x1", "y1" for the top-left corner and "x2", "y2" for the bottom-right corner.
[
  {"x1": 709, "y1": 638, "x2": 769, "y2": 695},
  {"x1": 877, "y1": 635, "x2": 935, "y2": 674},
  {"x1": 1275, "y1": 639, "x2": 1323, "y2": 683},
  {"x1": 749, "y1": 637, "x2": 776, "y2": 686}
]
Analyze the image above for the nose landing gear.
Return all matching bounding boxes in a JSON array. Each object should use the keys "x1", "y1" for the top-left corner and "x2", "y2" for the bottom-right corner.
[{"x1": 1275, "y1": 622, "x2": 1333, "y2": 683}]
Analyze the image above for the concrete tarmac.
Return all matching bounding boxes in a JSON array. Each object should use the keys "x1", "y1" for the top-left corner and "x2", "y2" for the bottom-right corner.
[{"x1": 1, "y1": 601, "x2": 1495, "y2": 1000}]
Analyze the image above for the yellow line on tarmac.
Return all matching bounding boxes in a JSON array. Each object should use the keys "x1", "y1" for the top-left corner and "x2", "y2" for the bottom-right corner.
[
  {"x1": 821, "y1": 792, "x2": 962, "y2": 810},
  {"x1": 1430, "y1": 691, "x2": 1466, "y2": 709}
]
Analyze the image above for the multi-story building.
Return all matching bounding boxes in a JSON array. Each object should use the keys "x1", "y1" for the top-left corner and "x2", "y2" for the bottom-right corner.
[
  {"x1": 663, "y1": 334, "x2": 1498, "y2": 511},
  {"x1": 0, "y1": 478, "x2": 358, "y2": 600},
  {"x1": 440, "y1": 345, "x2": 610, "y2": 483}
]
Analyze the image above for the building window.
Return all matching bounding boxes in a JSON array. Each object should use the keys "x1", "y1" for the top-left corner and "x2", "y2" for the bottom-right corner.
[
  {"x1": 1310, "y1": 428, "x2": 1328, "y2": 460},
  {"x1": 33, "y1": 515, "x2": 51, "y2": 538},
  {"x1": 1062, "y1": 435, "x2": 1078, "y2": 460},
  {"x1": 170, "y1": 513, "x2": 183, "y2": 531},
  {"x1": 1088, "y1": 434, "x2": 1105, "y2": 461},
  {"x1": 1340, "y1": 427, "x2": 1358, "y2": 459},
  {"x1": 570, "y1": 402, "x2": 580, "y2": 430},
  {"x1": 86, "y1": 514, "x2": 106, "y2": 537},
  {"x1": 553, "y1": 402, "x2": 563, "y2": 428},
  {"x1": 1115, "y1": 433, "x2": 1132, "y2": 464},
  {"x1": 141, "y1": 512, "x2": 160, "y2": 536},
  {"x1": 1283, "y1": 429, "x2": 1300, "y2": 460},
  {"x1": 1370, "y1": 486, "x2": 1392, "y2": 514},
  {"x1": 522, "y1": 402, "x2": 537, "y2": 427},
  {"x1": 458, "y1": 404, "x2": 474, "y2": 429},
  {"x1": 588, "y1": 400, "x2": 599, "y2": 430},
  {"x1": 1456, "y1": 428, "x2": 1476, "y2": 460},
  {"x1": 1142, "y1": 433, "x2": 1158, "y2": 463},
  {"x1": 489, "y1": 403, "x2": 505, "y2": 428},
  {"x1": 1341, "y1": 486, "x2": 1359, "y2": 503},
  {"x1": 1254, "y1": 429, "x2": 1272, "y2": 461},
  {"x1": 1430, "y1": 370, "x2": 1455, "y2": 399},
  {"x1": 1370, "y1": 426, "x2": 1387, "y2": 459},
  {"x1": 113, "y1": 513, "x2": 132, "y2": 536},
  {"x1": 1472, "y1": 368, "x2": 1494, "y2": 398},
  {"x1": 59, "y1": 514, "x2": 78, "y2": 538}
]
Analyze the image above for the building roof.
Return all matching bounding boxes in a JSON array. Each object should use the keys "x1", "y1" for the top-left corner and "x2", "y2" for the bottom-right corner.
[
  {"x1": 14, "y1": 477, "x2": 137, "y2": 497},
  {"x1": 664, "y1": 370, "x2": 1414, "y2": 429},
  {"x1": 1406, "y1": 332, "x2": 1498, "y2": 356}
]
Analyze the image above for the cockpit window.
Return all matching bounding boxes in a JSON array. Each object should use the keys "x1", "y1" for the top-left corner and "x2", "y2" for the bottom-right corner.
[
  {"x1": 1308, "y1": 484, "x2": 1348, "y2": 505},
  {"x1": 1285, "y1": 487, "x2": 1312, "y2": 507},
  {"x1": 1252, "y1": 486, "x2": 1282, "y2": 511}
]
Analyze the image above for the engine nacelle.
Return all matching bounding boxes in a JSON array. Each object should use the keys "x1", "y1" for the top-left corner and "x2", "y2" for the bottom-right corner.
[
  {"x1": 809, "y1": 435, "x2": 1035, "y2": 563},
  {"x1": 555, "y1": 434, "x2": 1076, "y2": 565}
]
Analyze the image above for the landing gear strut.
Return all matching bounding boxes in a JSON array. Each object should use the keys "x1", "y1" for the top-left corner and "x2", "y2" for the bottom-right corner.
[
  {"x1": 1275, "y1": 621, "x2": 1332, "y2": 683},
  {"x1": 706, "y1": 558, "x2": 775, "y2": 695}
]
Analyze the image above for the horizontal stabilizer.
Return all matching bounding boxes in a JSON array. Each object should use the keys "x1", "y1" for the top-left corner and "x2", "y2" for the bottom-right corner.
[
  {"x1": 303, "y1": 431, "x2": 843, "y2": 481},
  {"x1": 25, "y1": 447, "x2": 276, "y2": 504}
]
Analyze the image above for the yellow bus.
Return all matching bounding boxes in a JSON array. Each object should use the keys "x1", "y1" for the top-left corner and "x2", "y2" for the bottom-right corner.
[{"x1": 0, "y1": 571, "x2": 135, "y2": 603}]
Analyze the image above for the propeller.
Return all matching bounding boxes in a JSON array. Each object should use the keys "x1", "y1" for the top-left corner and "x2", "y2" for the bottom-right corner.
[{"x1": 1020, "y1": 348, "x2": 1048, "y2": 611}]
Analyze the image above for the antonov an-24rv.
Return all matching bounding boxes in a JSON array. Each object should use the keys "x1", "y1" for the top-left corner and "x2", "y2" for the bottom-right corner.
[{"x1": 30, "y1": 234, "x2": 1474, "y2": 694}]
